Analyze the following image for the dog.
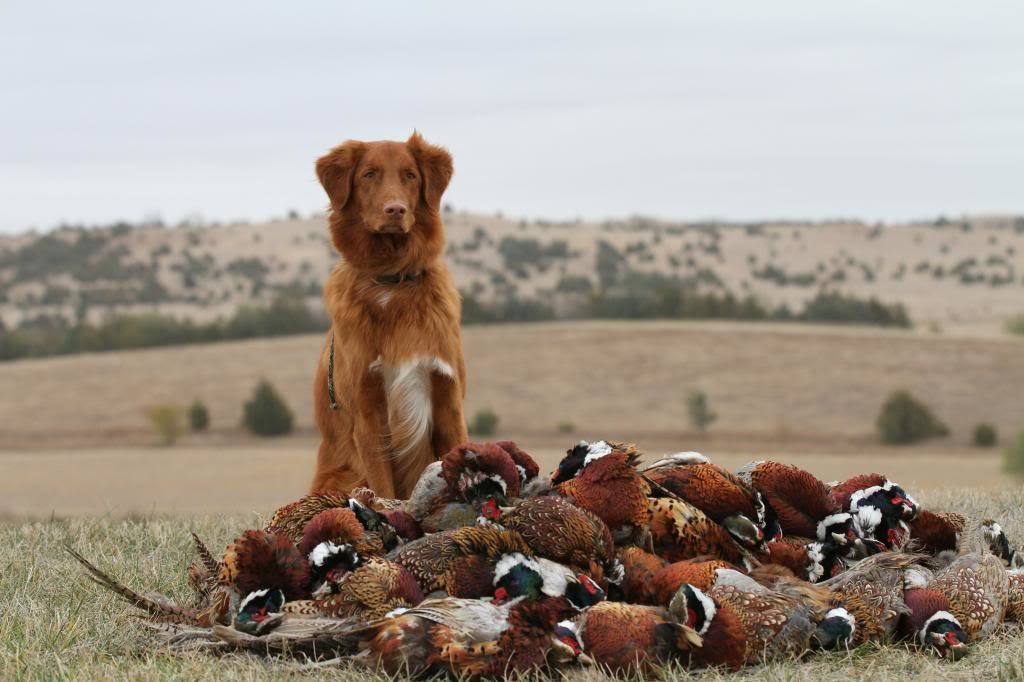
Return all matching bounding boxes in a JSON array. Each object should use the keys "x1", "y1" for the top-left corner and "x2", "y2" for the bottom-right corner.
[{"x1": 310, "y1": 132, "x2": 468, "y2": 499}]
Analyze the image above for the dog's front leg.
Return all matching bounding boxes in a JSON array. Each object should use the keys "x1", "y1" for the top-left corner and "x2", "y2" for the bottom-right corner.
[
  {"x1": 430, "y1": 372, "x2": 468, "y2": 460},
  {"x1": 353, "y1": 371, "x2": 396, "y2": 498}
]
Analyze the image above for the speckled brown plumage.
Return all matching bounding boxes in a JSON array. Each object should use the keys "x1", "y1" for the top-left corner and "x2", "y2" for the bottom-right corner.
[
  {"x1": 648, "y1": 461, "x2": 761, "y2": 528},
  {"x1": 616, "y1": 546, "x2": 668, "y2": 604},
  {"x1": 928, "y1": 552, "x2": 1008, "y2": 639},
  {"x1": 220, "y1": 530, "x2": 311, "y2": 600},
  {"x1": 707, "y1": 582, "x2": 815, "y2": 664},
  {"x1": 577, "y1": 601, "x2": 700, "y2": 673},
  {"x1": 647, "y1": 497, "x2": 748, "y2": 565},
  {"x1": 820, "y1": 551, "x2": 919, "y2": 644},
  {"x1": 740, "y1": 461, "x2": 838, "y2": 538},
  {"x1": 283, "y1": 558, "x2": 423, "y2": 619},
  {"x1": 1006, "y1": 571, "x2": 1024, "y2": 621},
  {"x1": 264, "y1": 492, "x2": 350, "y2": 541},
  {"x1": 650, "y1": 559, "x2": 734, "y2": 605},
  {"x1": 499, "y1": 495, "x2": 614, "y2": 571},
  {"x1": 388, "y1": 524, "x2": 532, "y2": 594},
  {"x1": 553, "y1": 442, "x2": 651, "y2": 537},
  {"x1": 495, "y1": 440, "x2": 540, "y2": 487},
  {"x1": 909, "y1": 510, "x2": 966, "y2": 555},
  {"x1": 442, "y1": 441, "x2": 522, "y2": 500}
]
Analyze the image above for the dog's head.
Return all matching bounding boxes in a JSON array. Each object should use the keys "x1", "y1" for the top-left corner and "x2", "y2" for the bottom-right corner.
[{"x1": 316, "y1": 132, "x2": 451, "y2": 272}]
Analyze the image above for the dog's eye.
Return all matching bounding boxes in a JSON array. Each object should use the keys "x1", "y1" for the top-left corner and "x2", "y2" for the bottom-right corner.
[
  {"x1": 363, "y1": 170, "x2": 376, "y2": 179},
  {"x1": 405, "y1": 171, "x2": 417, "y2": 180}
]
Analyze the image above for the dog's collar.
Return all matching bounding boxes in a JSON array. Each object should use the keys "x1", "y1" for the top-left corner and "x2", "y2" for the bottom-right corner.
[{"x1": 372, "y1": 271, "x2": 422, "y2": 286}]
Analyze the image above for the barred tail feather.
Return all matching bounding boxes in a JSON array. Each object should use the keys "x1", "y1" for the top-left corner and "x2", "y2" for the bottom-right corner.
[{"x1": 64, "y1": 545, "x2": 200, "y2": 625}]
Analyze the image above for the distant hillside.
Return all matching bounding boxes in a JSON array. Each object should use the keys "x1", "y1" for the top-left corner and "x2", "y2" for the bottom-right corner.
[{"x1": 1, "y1": 211, "x2": 1023, "y2": 336}]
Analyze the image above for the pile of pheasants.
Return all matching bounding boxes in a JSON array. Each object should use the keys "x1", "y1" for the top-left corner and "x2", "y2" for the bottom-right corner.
[{"x1": 71, "y1": 440, "x2": 1024, "y2": 676}]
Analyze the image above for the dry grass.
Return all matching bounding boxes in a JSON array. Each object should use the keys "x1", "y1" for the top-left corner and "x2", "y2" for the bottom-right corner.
[
  {"x1": 1, "y1": 321, "x2": 1022, "y2": 451},
  {"x1": 4, "y1": 488, "x2": 1024, "y2": 681}
]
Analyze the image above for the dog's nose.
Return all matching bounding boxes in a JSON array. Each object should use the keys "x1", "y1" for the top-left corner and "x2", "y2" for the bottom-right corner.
[{"x1": 383, "y1": 201, "x2": 407, "y2": 217}]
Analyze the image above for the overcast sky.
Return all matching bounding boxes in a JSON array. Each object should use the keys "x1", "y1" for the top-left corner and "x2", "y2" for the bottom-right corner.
[{"x1": 2, "y1": 1, "x2": 1022, "y2": 233}]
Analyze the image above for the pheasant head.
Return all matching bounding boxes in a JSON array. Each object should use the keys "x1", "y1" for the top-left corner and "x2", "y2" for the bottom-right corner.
[
  {"x1": 493, "y1": 553, "x2": 605, "y2": 610},
  {"x1": 234, "y1": 587, "x2": 285, "y2": 635},
  {"x1": 668, "y1": 583, "x2": 718, "y2": 636},
  {"x1": 221, "y1": 530, "x2": 311, "y2": 601},
  {"x1": 920, "y1": 612, "x2": 969, "y2": 660},
  {"x1": 813, "y1": 607, "x2": 856, "y2": 650}
]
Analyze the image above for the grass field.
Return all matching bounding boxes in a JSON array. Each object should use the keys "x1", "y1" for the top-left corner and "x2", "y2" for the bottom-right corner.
[
  {"x1": 4, "y1": 487, "x2": 1024, "y2": 681},
  {"x1": 2, "y1": 320, "x2": 1022, "y2": 450}
]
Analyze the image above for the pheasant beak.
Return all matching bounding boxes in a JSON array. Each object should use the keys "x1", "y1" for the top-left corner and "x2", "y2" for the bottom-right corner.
[{"x1": 832, "y1": 532, "x2": 847, "y2": 546}]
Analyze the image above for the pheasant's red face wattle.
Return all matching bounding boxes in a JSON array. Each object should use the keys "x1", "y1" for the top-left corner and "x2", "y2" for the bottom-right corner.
[
  {"x1": 493, "y1": 586, "x2": 509, "y2": 604},
  {"x1": 579, "y1": 575, "x2": 598, "y2": 594},
  {"x1": 558, "y1": 635, "x2": 582, "y2": 655},
  {"x1": 481, "y1": 498, "x2": 501, "y2": 520},
  {"x1": 944, "y1": 631, "x2": 960, "y2": 646},
  {"x1": 253, "y1": 607, "x2": 268, "y2": 622},
  {"x1": 687, "y1": 607, "x2": 698, "y2": 629}
]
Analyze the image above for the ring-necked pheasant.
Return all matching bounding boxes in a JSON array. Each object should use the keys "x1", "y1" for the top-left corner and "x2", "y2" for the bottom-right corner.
[
  {"x1": 551, "y1": 440, "x2": 652, "y2": 545},
  {"x1": 491, "y1": 552, "x2": 606, "y2": 610},
  {"x1": 738, "y1": 460, "x2": 843, "y2": 543},
  {"x1": 646, "y1": 459, "x2": 767, "y2": 551},
  {"x1": 574, "y1": 600, "x2": 702, "y2": 673},
  {"x1": 647, "y1": 497, "x2": 752, "y2": 567},
  {"x1": 387, "y1": 524, "x2": 532, "y2": 597},
  {"x1": 497, "y1": 495, "x2": 615, "y2": 581}
]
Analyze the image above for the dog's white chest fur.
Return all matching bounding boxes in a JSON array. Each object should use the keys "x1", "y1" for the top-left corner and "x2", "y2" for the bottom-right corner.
[{"x1": 371, "y1": 356, "x2": 454, "y2": 458}]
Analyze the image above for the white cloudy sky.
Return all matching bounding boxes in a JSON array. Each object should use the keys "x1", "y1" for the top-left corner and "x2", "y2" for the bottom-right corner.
[{"x1": 2, "y1": 1, "x2": 1022, "y2": 232}]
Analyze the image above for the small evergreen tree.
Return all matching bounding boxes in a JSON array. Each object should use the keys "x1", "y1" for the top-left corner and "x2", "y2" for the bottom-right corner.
[
  {"x1": 243, "y1": 380, "x2": 294, "y2": 436},
  {"x1": 973, "y1": 423, "x2": 997, "y2": 447},
  {"x1": 876, "y1": 390, "x2": 949, "y2": 445},
  {"x1": 188, "y1": 400, "x2": 210, "y2": 432},
  {"x1": 468, "y1": 409, "x2": 499, "y2": 437},
  {"x1": 687, "y1": 390, "x2": 717, "y2": 432}
]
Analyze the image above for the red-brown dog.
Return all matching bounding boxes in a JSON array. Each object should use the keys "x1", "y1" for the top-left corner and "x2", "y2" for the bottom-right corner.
[{"x1": 310, "y1": 133, "x2": 467, "y2": 499}]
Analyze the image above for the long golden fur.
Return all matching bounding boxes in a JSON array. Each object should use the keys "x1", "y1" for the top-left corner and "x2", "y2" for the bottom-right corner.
[{"x1": 310, "y1": 132, "x2": 467, "y2": 499}]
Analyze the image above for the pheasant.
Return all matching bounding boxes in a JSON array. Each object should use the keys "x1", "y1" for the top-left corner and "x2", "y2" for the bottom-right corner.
[
  {"x1": 666, "y1": 583, "x2": 749, "y2": 671},
  {"x1": 265, "y1": 493, "x2": 399, "y2": 553},
  {"x1": 492, "y1": 553, "x2": 606, "y2": 610},
  {"x1": 387, "y1": 524, "x2": 532, "y2": 597},
  {"x1": 924, "y1": 551, "x2": 1009, "y2": 640},
  {"x1": 497, "y1": 495, "x2": 615, "y2": 579},
  {"x1": 414, "y1": 442, "x2": 527, "y2": 533},
  {"x1": 819, "y1": 551, "x2": 920, "y2": 645},
  {"x1": 647, "y1": 459, "x2": 767, "y2": 551},
  {"x1": 981, "y1": 519, "x2": 1024, "y2": 568},
  {"x1": 575, "y1": 600, "x2": 702, "y2": 673},
  {"x1": 898, "y1": 586, "x2": 970, "y2": 659},
  {"x1": 494, "y1": 439, "x2": 543, "y2": 494},
  {"x1": 647, "y1": 496, "x2": 752, "y2": 567},
  {"x1": 348, "y1": 596, "x2": 518, "y2": 677},
  {"x1": 908, "y1": 510, "x2": 967, "y2": 555},
  {"x1": 281, "y1": 558, "x2": 424, "y2": 620},
  {"x1": 761, "y1": 538, "x2": 847, "y2": 583},
  {"x1": 551, "y1": 440, "x2": 651, "y2": 543},
  {"x1": 745, "y1": 565, "x2": 856, "y2": 650},
  {"x1": 220, "y1": 529, "x2": 311, "y2": 603},
  {"x1": 738, "y1": 460, "x2": 842, "y2": 542},
  {"x1": 1006, "y1": 569, "x2": 1024, "y2": 621},
  {"x1": 436, "y1": 593, "x2": 585, "y2": 675},
  {"x1": 614, "y1": 546, "x2": 668, "y2": 604},
  {"x1": 829, "y1": 475, "x2": 919, "y2": 549},
  {"x1": 700, "y1": 569, "x2": 817, "y2": 664},
  {"x1": 649, "y1": 558, "x2": 736, "y2": 605}
]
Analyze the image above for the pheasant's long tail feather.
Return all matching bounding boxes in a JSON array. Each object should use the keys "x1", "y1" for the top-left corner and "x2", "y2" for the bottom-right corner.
[
  {"x1": 64, "y1": 545, "x2": 200, "y2": 625},
  {"x1": 191, "y1": 532, "x2": 220, "y2": 574}
]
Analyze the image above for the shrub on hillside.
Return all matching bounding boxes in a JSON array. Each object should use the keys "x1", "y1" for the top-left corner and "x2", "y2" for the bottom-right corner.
[
  {"x1": 1005, "y1": 431, "x2": 1024, "y2": 475},
  {"x1": 468, "y1": 409, "x2": 499, "y2": 437},
  {"x1": 189, "y1": 400, "x2": 210, "y2": 432},
  {"x1": 557, "y1": 420, "x2": 576, "y2": 434},
  {"x1": 686, "y1": 390, "x2": 717, "y2": 432},
  {"x1": 973, "y1": 423, "x2": 998, "y2": 447},
  {"x1": 243, "y1": 380, "x2": 294, "y2": 436},
  {"x1": 876, "y1": 390, "x2": 949, "y2": 444},
  {"x1": 144, "y1": 404, "x2": 185, "y2": 446},
  {"x1": 1006, "y1": 315, "x2": 1024, "y2": 336}
]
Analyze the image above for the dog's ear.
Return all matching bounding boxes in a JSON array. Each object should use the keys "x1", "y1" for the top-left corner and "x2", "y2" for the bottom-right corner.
[
  {"x1": 316, "y1": 140, "x2": 366, "y2": 210},
  {"x1": 407, "y1": 131, "x2": 453, "y2": 212}
]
